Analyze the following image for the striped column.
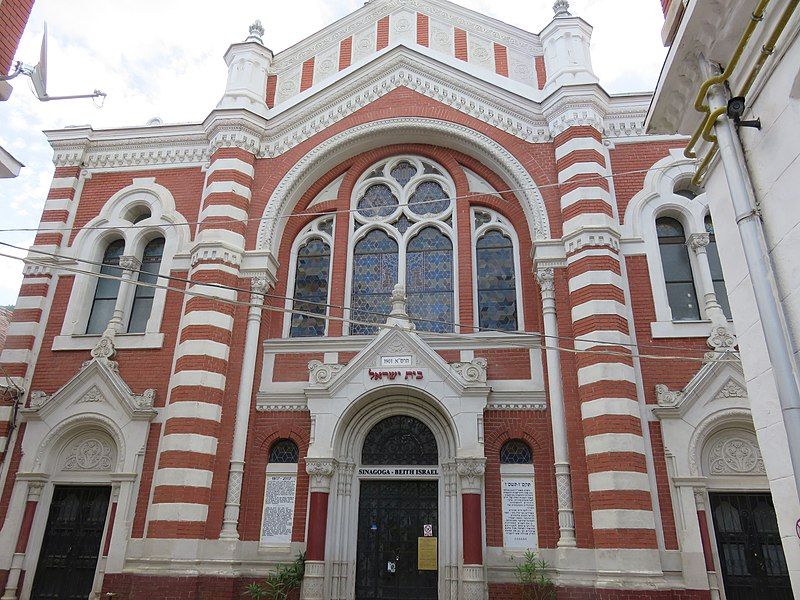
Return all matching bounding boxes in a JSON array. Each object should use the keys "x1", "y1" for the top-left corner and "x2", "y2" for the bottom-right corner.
[
  {"x1": 147, "y1": 144, "x2": 255, "y2": 538},
  {"x1": 0, "y1": 167, "x2": 82, "y2": 459},
  {"x1": 1, "y1": 480, "x2": 43, "y2": 600},
  {"x1": 555, "y1": 123, "x2": 657, "y2": 549}
]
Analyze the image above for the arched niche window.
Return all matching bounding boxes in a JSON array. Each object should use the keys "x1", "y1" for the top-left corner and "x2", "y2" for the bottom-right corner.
[
  {"x1": 705, "y1": 216, "x2": 731, "y2": 319},
  {"x1": 128, "y1": 237, "x2": 165, "y2": 333},
  {"x1": 349, "y1": 156, "x2": 456, "y2": 335},
  {"x1": 86, "y1": 239, "x2": 125, "y2": 334},
  {"x1": 473, "y1": 209, "x2": 520, "y2": 331},
  {"x1": 261, "y1": 439, "x2": 300, "y2": 547},
  {"x1": 361, "y1": 415, "x2": 438, "y2": 465},
  {"x1": 657, "y1": 217, "x2": 700, "y2": 320},
  {"x1": 499, "y1": 439, "x2": 538, "y2": 549},
  {"x1": 288, "y1": 216, "x2": 334, "y2": 337}
]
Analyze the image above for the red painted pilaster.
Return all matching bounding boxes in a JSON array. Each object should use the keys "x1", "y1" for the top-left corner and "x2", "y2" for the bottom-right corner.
[
  {"x1": 306, "y1": 491, "x2": 329, "y2": 561},
  {"x1": 462, "y1": 493, "x2": 482, "y2": 565}
]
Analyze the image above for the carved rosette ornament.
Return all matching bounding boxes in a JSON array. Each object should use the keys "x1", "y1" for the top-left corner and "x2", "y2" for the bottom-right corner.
[
  {"x1": 450, "y1": 358, "x2": 488, "y2": 384},
  {"x1": 88, "y1": 334, "x2": 119, "y2": 371},
  {"x1": 706, "y1": 326, "x2": 737, "y2": 353},
  {"x1": 308, "y1": 360, "x2": 344, "y2": 385},
  {"x1": 456, "y1": 458, "x2": 486, "y2": 494},
  {"x1": 306, "y1": 458, "x2": 336, "y2": 493},
  {"x1": 63, "y1": 438, "x2": 114, "y2": 471},
  {"x1": 719, "y1": 380, "x2": 747, "y2": 399},
  {"x1": 708, "y1": 437, "x2": 765, "y2": 475}
]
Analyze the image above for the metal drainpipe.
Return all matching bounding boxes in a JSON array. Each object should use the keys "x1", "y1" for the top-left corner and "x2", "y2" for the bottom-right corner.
[{"x1": 708, "y1": 84, "x2": 800, "y2": 501}]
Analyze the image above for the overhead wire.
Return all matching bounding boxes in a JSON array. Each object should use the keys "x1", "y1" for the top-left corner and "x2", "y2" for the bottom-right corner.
[
  {"x1": 0, "y1": 249, "x2": 730, "y2": 365},
  {"x1": 1, "y1": 240, "x2": 713, "y2": 356}
]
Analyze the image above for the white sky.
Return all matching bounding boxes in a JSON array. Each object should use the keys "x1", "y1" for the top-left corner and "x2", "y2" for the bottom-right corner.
[{"x1": 0, "y1": 0, "x2": 667, "y2": 305}]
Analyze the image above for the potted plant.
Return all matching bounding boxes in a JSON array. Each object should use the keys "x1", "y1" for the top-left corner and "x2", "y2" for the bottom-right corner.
[{"x1": 244, "y1": 553, "x2": 305, "y2": 600}]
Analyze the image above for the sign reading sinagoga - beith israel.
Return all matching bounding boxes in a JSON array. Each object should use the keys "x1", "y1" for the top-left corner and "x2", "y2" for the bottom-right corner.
[
  {"x1": 260, "y1": 475, "x2": 297, "y2": 545},
  {"x1": 502, "y1": 478, "x2": 538, "y2": 549},
  {"x1": 358, "y1": 467, "x2": 439, "y2": 478}
]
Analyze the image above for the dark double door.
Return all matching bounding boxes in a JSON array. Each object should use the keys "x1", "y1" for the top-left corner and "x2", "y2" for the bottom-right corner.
[
  {"x1": 355, "y1": 480, "x2": 438, "y2": 600},
  {"x1": 30, "y1": 485, "x2": 111, "y2": 600},
  {"x1": 709, "y1": 492, "x2": 792, "y2": 600}
]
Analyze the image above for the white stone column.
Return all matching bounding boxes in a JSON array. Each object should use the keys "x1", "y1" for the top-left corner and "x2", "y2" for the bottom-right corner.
[
  {"x1": 687, "y1": 233, "x2": 736, "y2": 352},
  {"x1": 221, "y1": 275, "x2": 269, "y2": 539},
  {"x1": 105, "y1": 255, "x2": 141, "y2": 335},
  {"x1": 536, "y1": 267, "x2": 576, "y2": 547},
  {"x1": 2, "y1": 480, "x2": 44, "y2": 600}
]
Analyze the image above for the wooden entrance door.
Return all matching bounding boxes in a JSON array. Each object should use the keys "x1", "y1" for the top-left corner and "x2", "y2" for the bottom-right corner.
[{"x1": 30, "y1": 485, "x2": 111, "y2": 600}]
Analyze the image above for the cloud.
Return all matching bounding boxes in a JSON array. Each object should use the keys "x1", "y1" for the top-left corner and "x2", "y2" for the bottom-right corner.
[{"x1": 0, "y1": 0, "x2": 667, "y2": 305}]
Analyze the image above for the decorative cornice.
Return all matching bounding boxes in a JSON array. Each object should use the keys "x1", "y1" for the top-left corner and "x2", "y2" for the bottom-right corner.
[{"x1": 487, "y1": 392, "x2": 547, "y2": 411}]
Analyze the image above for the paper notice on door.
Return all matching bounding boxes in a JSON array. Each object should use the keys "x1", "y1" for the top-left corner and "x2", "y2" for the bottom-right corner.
[{"x1": 418, "y1": 537, "x2": 438, "y2": 571}]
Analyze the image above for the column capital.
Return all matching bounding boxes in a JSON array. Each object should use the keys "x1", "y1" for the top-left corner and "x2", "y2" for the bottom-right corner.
[
  {"x1": 118, "y1": 256, "x2": 141, "y2": 272},
  {"x1": 306, "y1": 458, "x2": 337, "y2": 493},
  {"x1": 456, "y1": 457, "x2": 486, "y2": 494},
  {"x1": 687, "y1": 232, "x2": 710, "y2": 252},
  {"x1": 26, "y1": 481, "x2": 44, "y2": 502},
  {"x1": 536, "y1": 267, "x2": 556, "y2": 300}
]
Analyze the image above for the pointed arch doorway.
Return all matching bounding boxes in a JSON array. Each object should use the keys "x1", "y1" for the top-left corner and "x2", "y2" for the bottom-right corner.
[{"x1": 355, "y1": 415, "x2": 439, "y2": 600}]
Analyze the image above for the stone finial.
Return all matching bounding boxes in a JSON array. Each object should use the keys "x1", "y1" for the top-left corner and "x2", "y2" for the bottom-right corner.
[
  {"x1": 247, "y1": 20, "x2": 265, "y2": 44},
  {"x1": 385, "y1": 283, "x2": 415, "y2": 331},
  {"x1": 553, "y1": 0, "x2": 571, "y2": 16}
]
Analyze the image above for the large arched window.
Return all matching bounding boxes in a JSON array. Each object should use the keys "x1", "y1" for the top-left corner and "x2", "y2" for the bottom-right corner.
[
  {"x1": 86, "y1": 239, "x2": 125, "y2": 334},
  {"x1": 128, "y1": 237, "x2": 165, "y2": 333},
  {"x1": 705, "y1": 216, "x2": 731, "y2": 319},
  {"x1": 349, "y1": 156, "x2": 456, "y2": 334},
  {"x1": 657, "y1": 217, "x2": 700, "y2": 320},
  {"x1": 361, "y1": 415, "x2": 438, "y2": 465},
  {"x1": 473, "y1": 209, "x2": 519, "y2": 331}
]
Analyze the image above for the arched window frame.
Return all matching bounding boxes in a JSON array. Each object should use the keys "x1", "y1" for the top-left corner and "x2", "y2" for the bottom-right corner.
[
  {"x1": 622, "y1": 153, "x2": 731, "y2": 339},
  {"x1": 343, "y1": 156, "x2": 459, "y2": 335},
  {"x1": 56, "y1": 180, "x2": 187, "y2": 351},
  {"x1": 282, "y1": 215, "x2": 336, "y2": 338},
  {"x1": 470, "y1": 208, "x2": 525, "y2": 332},
  {"x1": 654, "y1": 210, "x2": 703, "y2": 322}
]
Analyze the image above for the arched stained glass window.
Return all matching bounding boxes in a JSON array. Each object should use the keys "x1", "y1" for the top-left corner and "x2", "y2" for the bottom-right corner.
[
  {"x1": 476, "y1": 230, "x2": 517, "y2": 331},
  {"x1": 269, "y1": 439, "x2": 299, "y2": 463},
  {"x1": 128, "y1": 237, "x2": 164, "y2": 333},
  {"x1": 657, "y1": 217, "x2": 700, "y2": 320},
  {"x1": 500, "y1": 439, "x2": 533, "y2": 464},
  {"x1": 290, "y1": 237, "x2": 331, "y2": 337},
  {"x1": 391, "y1": 161, "x2": 418, "y2": 186},
  {"x1": 351, "y1": 229, "x2": 399, "y2": 335},
  {"x1": 86, "y1": 239, "x2": 125, "y2": 334},
  {"x1": 358, "y1": 184, "x2": 398, "y2": 218},
  {"x1": 407, "y1": 227, "x2": 454, "y2": 333},
  {"x1": 361, "y1": 415, "x2": 438, "y2": 465},
  {"x1": 705, "y1": 216, "x2": 731, "y2": 319},
  {"x1": 409, "y1": 181, "x2": 449, "y2": 215}
]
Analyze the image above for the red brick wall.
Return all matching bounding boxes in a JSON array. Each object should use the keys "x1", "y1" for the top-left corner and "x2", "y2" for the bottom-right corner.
[{"x1": 0, "y1": 0, "x2": 34, "y2": 75}]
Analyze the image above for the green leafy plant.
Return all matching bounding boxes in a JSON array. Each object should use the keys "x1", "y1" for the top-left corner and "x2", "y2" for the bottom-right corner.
[
  {"x1": 513, "y1": 550, "x2": 555, "y2": 600},
  {"x1": 244, "y1": 552, "x2": 305, "y2": 600}
]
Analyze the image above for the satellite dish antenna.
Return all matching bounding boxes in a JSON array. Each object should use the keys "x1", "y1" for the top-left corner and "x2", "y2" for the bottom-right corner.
[
  {"x1": 30, "y1": 22, "x2": 48, "y2": 99},
  {"x1": 4, "y1": 22, "x2": 107, "y2": 103}
]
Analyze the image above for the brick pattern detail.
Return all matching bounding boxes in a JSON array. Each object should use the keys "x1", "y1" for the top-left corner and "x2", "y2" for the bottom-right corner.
[
  {"x1": 300, "y1": 58, "x2": 315, "y2": 92},
  {"x1": 557, "y1": 125, "x2": 656, "y2": 549},
  {"x1": 339, "y1": 37, "x2": 352, "y2": 70},
  {"x1": 493, "y1": 43, "x2": 509, "y2": 77},
  {"x1": 535, "y1": 55, "x2": 547, "y2": 89},
  {"x1": 266, "y1": 75, "x2": 277, "y2": 108},
  {"x1": 147, "y1": 149, "x2": 256, "y2": 539},
  {"x1": 377, "y1": 16, "x2": 390, "y2": 51},
  {"x1": 416, "y1": 13, "x2": 429, "y2": 47},
  {"x1": 454, "y1": 28, "x2": 468, "y2": 61},
  {"x1": 0, "y1": 0, "x2": 34, "y2": 74}
]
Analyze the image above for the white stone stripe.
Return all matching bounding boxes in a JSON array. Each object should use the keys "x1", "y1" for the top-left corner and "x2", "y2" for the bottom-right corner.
[
  {"x1": 562, "y1": 213, "x2": 618, "y2": 237},
  {"x1": 50, "y1": 176, "x2": 78, "y2": 189},
  {"x1": 207, "y1": 158, "x2": 255, "y2": 179},
  {"x1": 190, "y1": 260, "x2": 241, "y2": 277},
  {"x1": 43, "y1": 198, "x2": 72, "y2": 211},
  {"x1": 0, "y1": 349, "x2": 29, "y2": 364},
  {"x1": 558, "y1": 161, "x2": 607, "y2": 184},
  {"x1": 574, "y1": 331, "x2": 632, "y2": 351},
  {"x1": 14, "y1": 296, "x2": 47, "y2": 310},
  {"x1": 195, "y1": 230, "x2": 245, "y2": 250},
  {"x1": 588, "y1": 471, "x2": 651, "y2": 493},
  {"x1": 571, "y1": 299, "x2": 627, "y2": 323},
  {"x1": 20, "y1": 276, "x2": 51, "y2": 285},
  {"x1": 160, "y1": 433, "x2": 218, "y2": 456},
  {"x1": 566, "y1": 247, "x2": 619, "y2": 264},
  {"x1": 154, "y1": 468, "x2": 214, "y2": 489},
  {"x1": 560, "y1": 186, "x2": 611, "y2": 209},
  {"x1": 568, "y1": 270, "x2": 624, "y2": 292},
  {"x1": 0, "y1": 406, "x2": 12, "y2": 419},
  {"x1": 578, "y1": 363, "x2": 637, "y2": 387},
  {"x1": 0, "y1": 437, "x2": 7, "y2": 453},
  {"x1": 176, "y1": 340, "x2": 230, "y2": 361},
  {"x1": 584, "y1": 433, "x2": 645, "y2": 456},
  {"x1": 592, "y1": 509, "x2": 655, "y2": 530},
  {"x1": 167, "y1": 401, "x2": 223, "y2": 422},
  {"x1": 148, "y1": 503, "x2": 208, "y2": 522},
  {"x1": 182, "y1": 310, "x2": 234, "y2": 331},
  {"x1": 199, "y1": 205, "x2": 249, "y2": 223},
  {"x1": 202, "y1": 181, "x2": 252, "y2": 201},
  {"x1": 581, "y1": 398, "x2": 641, "y2": 420},
  {"x1": 7, "y1": 322, "x2": 40, "y2": 337},
  {"x1": 555, "y1": 137, "x2": 606, "y2": 161},
  {"x1": 171, "y1": 370, "x2": 227, "y2": 391},
  {"x1": 189, "y1": 282, "x2": 239, "y2": 302}
]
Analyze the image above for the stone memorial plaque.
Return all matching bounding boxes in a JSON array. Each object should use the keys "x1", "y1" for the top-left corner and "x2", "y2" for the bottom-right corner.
[
  {"x1": 502, "y1": 478, "x2": 537, "y2": 549},
  {"x1": 261, "y1": 475, "x2": 297, "y2": 544}
]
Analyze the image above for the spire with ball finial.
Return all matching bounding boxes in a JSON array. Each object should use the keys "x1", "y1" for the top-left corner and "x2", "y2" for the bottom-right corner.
[
  {"x1": 553, "y1": 0, "x2": 571, "y2": 17},
  {"x1": 246, "y1": 20, "x2": 265, "y2": 44}
]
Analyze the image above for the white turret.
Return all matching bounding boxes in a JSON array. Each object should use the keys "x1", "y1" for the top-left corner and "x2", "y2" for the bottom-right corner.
[
  {"x1": 540, "y1": 2, "x2": 599, "y2": 92},
  {"x1": 217, "y1": 21, "x2": 273, "y2": 116}
]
